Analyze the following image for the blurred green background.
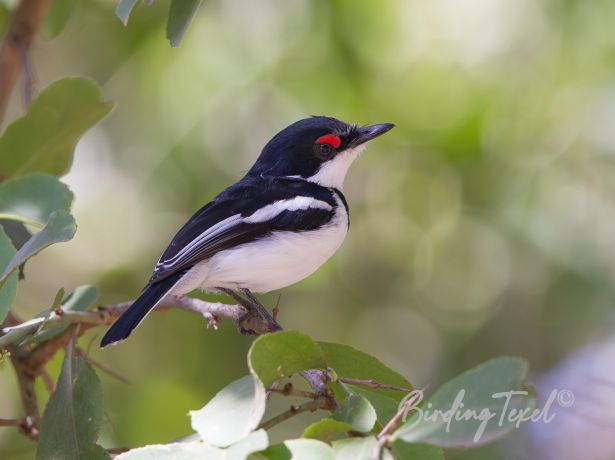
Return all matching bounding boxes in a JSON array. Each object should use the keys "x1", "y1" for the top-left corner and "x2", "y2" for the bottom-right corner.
[{"x1": 2, "y1": 0, "x2": 615, "y2": 458}]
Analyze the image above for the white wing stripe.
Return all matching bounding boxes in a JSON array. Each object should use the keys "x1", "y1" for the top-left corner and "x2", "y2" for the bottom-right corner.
[
  {"x1": 157, "y1": 196, "x2": 333, "y2": 269},
  {"x1": 244, "y1": 196, "x2": 332, "y2": 224},
  {"x1": 157, "y1": 214, "x2": 242, "y2": 267}
]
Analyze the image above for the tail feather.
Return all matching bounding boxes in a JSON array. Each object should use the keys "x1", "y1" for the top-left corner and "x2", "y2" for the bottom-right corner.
[{"x1": 100, "y1": 272, "x2": 185, "y2": 347}]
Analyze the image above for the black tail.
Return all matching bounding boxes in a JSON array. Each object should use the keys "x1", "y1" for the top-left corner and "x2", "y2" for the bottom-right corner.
[{"x1": 100, "y1": 272, "x2": 184, "y2": 348}]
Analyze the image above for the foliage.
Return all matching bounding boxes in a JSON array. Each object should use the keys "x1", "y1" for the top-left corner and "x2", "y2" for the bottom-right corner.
[
  {"x1": 5, "y1": 0, "x2": 604, "y2": 459},
  {"x1": 36, "y1": 341, "x2": 109, "y2": 460},
  {"x1": 0, "y1": 78, "x2": 113, "y2": 178}
]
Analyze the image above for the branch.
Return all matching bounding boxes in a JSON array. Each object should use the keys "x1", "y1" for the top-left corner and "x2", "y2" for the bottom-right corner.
[
  {"x1": 267, "y1": 382, "x2": 317, "y2": 400},
  {"x1": 0, "y1": 418, "x2": 21, "y2": 427},
  {"x1": 259, "y1": 395, "x2": 336, "y2": 431},
  {"x1": 337, "y1": 377, "x2": 412, "y2": 393},
  {"x1": 0, "y1": 0, "x2": 53, "y2": 123},
  {"x1": 373, "y1": 387, "x2": 426, "y2": 459},
  {"x1": 0, "y1": 296, "x2": 246, "y2": 350}
]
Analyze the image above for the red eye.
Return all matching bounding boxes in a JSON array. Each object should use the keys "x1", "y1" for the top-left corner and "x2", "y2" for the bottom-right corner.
[{"x1": 315, "y1": 134, "x2": 341, "y2": 149}]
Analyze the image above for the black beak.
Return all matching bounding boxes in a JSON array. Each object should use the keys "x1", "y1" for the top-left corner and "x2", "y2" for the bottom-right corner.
[{"x1": 349, "y1": 123, "x2": 395, "y2": 148}]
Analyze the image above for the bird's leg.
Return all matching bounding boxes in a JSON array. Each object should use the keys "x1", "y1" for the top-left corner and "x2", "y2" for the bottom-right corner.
[
  {"x1": 216, "y1": 288, "x2": 282, "y2": 335},
  {"x1": 240, "y1": 288, "x2": 283, "y2": 332}
]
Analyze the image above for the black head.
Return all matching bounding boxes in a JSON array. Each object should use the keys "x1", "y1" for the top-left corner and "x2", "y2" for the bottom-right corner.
[{"x1": 246, "y1": 116, "x2": 394, "y2": 186}]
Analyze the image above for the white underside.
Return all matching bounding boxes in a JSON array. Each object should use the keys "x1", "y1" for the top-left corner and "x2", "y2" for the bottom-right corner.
[
  {"x1": 168, "y1": 144, "x2": 367, "y2": 295},
  {"x1": 171, "y1": 195, "x2": 349, "y2": 294}
]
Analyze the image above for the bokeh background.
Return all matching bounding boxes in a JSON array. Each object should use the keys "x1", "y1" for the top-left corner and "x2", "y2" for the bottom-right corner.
[{"x1": 2, "y1": 0, "x2": 615, "y2": 458}]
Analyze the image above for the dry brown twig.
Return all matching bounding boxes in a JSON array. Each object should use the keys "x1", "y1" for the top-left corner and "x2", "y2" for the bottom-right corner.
[
  {"x1": 373, "y1": 385, "x2": 429, "y2": 459},
  {"x1": 0, "y1": 296, "x2": 247, "y2": 441},
  {"x1": 0, "y1": 296, "x2": 246, "y2": 350},
  {"x1": 259, "y1": 394, "x2": 337, "y2": 431},
  {"x1": 0, "y1": 0, "x2": 52, "y2": 123}
]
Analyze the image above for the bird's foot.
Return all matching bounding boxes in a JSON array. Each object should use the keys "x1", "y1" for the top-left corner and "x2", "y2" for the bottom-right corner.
[
  {"x1": 217, "y1": 287, "x2": 282, "y2": 335},
  {"x1": 235, "y1": 309, "x2": 276, "y2": 335}
]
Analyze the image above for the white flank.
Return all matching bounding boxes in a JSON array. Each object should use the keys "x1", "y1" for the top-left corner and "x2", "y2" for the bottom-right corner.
[
  {"x1": 306, "y1": 145, "x2": 367, "y2": 189},
  {"x1": 158, "y1": 197, "x2": 332, "y2": 270},
  {"x1": 170, "y1": 194, "x2": 349, "y2": 294}
]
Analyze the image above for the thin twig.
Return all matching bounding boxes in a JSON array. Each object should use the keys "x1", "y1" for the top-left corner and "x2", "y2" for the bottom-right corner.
[
  {"x1": 272, "y1": 294, "x2": 282, "y2": 321},
  {"x1": 18, "y1": 41, "x2": 36, "y2": 107},
  {"x1": 0, "y1": 418, "x2": 22, "y2": 427},
  {"x1": 75, "y1": 347, "x2": 131, "y2": 385},
  {"x1": 259, "y1": 396, "x2": 335, "y2": 431},
  {"x1": 338, "y1": 377, "x2": 412, "y2": 393},
  {"x1": 0, "y1": 0, "x2": 53, "y2": 124},
  {"x1": 373, "y1": 386, "x2": 427, "y2": 460},
  {"x1": 39, "y1": 367, "x2": 55, "y2": 393},
  {"x1": 267, "y1": 382, "x2": 317, "y2": 400},
  {"x1": 0, "y1": 296, "x2": 245, "y2": 350}
]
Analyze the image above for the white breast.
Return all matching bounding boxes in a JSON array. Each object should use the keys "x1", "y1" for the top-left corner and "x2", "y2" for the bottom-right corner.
[{"x1": 175, "y1": 195, "x2": 348, "y2": 294}]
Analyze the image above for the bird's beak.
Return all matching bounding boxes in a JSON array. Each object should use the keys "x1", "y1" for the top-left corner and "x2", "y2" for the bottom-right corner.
[{"x1": 349, "y1": 123, "x2": 395, "y2": 148}]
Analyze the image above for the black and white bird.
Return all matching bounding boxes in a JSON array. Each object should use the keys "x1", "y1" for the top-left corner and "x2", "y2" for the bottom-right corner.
[{"x1": 101, "y1": 116, "x2": 394, "y2": 347}]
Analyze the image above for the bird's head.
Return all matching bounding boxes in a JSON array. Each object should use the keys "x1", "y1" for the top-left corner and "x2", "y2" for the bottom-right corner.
[{"x1": 247, "y1": 116, "x2": 394, "y2": 189}]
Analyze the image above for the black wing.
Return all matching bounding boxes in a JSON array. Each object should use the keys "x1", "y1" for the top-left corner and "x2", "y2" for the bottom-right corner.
[{"x1": 147, "y1": 177, "x2": 339, "y2": 285}]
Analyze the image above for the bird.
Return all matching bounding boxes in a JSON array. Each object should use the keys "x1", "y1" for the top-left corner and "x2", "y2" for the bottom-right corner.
[{"x1": 100, "y1": 116, "x2": 394, "y2": 347}]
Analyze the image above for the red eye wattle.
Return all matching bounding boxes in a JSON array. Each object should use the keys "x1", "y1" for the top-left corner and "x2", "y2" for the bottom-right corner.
[{"x1": 315, "y1": 134, "x2": 341, "y2": 149}]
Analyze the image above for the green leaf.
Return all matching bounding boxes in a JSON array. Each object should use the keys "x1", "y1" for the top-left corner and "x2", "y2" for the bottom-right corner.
[
  {"x1": 37, "y1": 342, "x2": 109, "y2": 460},
  {"x1": 393, "y1": 357, "x2": 536, "y2": 448},
  {"x1": 225, "y1": 430, "x2": 269, "y2": 460},
  {"x1": 0, "y1": 77, "x2": 114, "y2": 179},
  {"x1": 331, "y1": 437, "x2": 391, "y2": 460},
  {"x1": 249, "y1": 331, "x2": 326, "y2": 387},
  {"x1": 259, "y1": 439, "x2": 334, "y2": 460},
  {"x1": 390, "y1": 441, "x2": 444, "y2": 460},
  {"x1": 345, "y1": 387, "x2": 400, "y2": 427},
  {"x1": 319, "y1": 342, "x2": 412, "y2": 399},
  {"x1": 25, "y1": 286, "x2": 99, "y2": 344},
  {"x1": 332, "y1": 394, "x2": 377, "y2": 433},
  {"x1": 0, "y1": 174, "x2": 73, "y2": 227},
  {"x1": 115, "y1": 430, "x2": 268, "y2": 460},
  {"x1": 302, "y1": 419, "x2": 353, "y2": 443},
  {"x1": 0, "y1": 210, "x2": 76, "y2": 288},
  {"x1": 115, "y1": 443, "x2": 223, "y2": 460},
  {"x1": 42, "y1": 0, "x2": 76, "y2": 38},
  {"x1": 190, "y1": 375, "x2": 267, "y2": 448},
  {"x1": 166, "y1": 0, "x2": 203, "y2": 47},
  {"x1": 116, "y1": 0, "x2": 140, "y2": 26},
  {"x1": 0, "y1": 228, "x2": 17, "y2": 323}
]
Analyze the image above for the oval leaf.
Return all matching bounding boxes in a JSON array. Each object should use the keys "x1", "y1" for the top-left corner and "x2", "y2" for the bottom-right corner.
[
  {"x1": 0, "y1": 210, "x2": 76, "y2": 287},
  {"x1": 302, "y1": 419, "x2": 353, "y2": 443},
  {"x1": 259, "y1": 439, "x2": 334, "y2": 460},
  {"x1": 166, "y1": 0, "x2": 203, "y2": 47},
  {"x1": 319, "y1": 342, "x2": 412, "y2": 399},
  {"x1": 331, "y1": 437, "x2": 390, "y2": 460},
  {"x1": 115, "y1": 429, "x2": 268, "y2": 460},
  {"x1": 344, "y1": 386, "x2": 400, "y2": 427},
  {"x1": 0, "y1": 228, "x2": 17, "y2": 323},
  {"x1": 36, "y1": 342, "x2": 108, "y2": 460},
  {"x1": 332, "y1": 394, "x2": 377, "y2": 433},
  {"x1": 249, "y1": 331, "x2": 325, "y2": 388},
  {"x1": 393, "y1": 357, "x2": 536, "y2": 448},
  {"x1": 116, "y1": 0, "x2": 140, "y2": 26},
  {"x1": 0, "y1": 174, "x2": 73, "y2": 226},
  {"x1": 0, "y1": 77, "x2": 114, "y2": 179},
  {"x1": 190, "y1": 375, "x2": 266, "y2": 447}
]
